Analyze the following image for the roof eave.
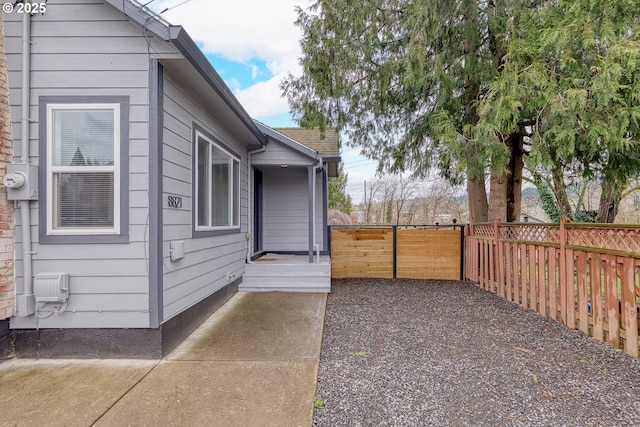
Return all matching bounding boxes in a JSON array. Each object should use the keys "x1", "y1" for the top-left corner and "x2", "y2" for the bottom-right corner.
[
  {"x1": 255, "y1": 121, "x2": 320, "y2": 160},
  {"x1": 323, "y1": 156, "x2": 342, "y2": 163},
  {"x1": 169, "y1": 26, "x2": 267, "y2": 146},
  {"x1": 104, "y1": 0, "x2": 172, "y2": 40}
]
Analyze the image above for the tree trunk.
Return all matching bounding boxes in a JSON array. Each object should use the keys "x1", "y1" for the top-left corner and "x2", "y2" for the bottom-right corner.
[
  {"x1": 506, "y1": 134, "x2": 523, "y2": 222},
  {"x1": 467, "y1": 166, "x2": 488, "y2": 223},
  {"x1": 552, "y1": 166, "x2": 572, "y2": 218},
  {"x1": 597, "y1": 176, "x2": 621, "y2": 223},
  {"x1": 488, "y1": 133, "x2": 523, "y2": 223}
]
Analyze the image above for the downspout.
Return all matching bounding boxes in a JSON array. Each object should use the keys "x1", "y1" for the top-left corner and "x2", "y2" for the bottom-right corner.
[
  {"x1": 312, "y1": 156, "x2": 323, "y2": 264},
  {"x1": 246, "y1": 145, "x2": 266, "y2": 263},
  {"x1": 18, "y1": 9, "x2": 35, "y2": 316}
]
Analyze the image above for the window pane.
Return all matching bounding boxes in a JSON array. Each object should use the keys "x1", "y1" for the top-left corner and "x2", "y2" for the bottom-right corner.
[
  {"x1": 53, "y1": 109, "x2": 114, "y2": 166},
  {"x1": 194, "y1": 132, "x2": 240, "y2": 230},
  {"x1": 54, "y1": 172, "x2": 114, "y2": 228},
  {"x1": 211, "y1": 148, "x2": 230, "y2": 226},
  {"x1": 233, "y1": 159, "x2": 239, "y2": 226},
  {"x1": 197, "y1": 138, "x2": 210, "y2": 227}
]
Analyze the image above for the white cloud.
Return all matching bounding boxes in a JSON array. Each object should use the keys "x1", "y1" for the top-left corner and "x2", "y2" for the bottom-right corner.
[
  {"x1": 154, "y1": 0, "x2": 307, "y2": 121},
  {"x1": 234, "y1": 74, "x2": 290, "y2": 118},
  {"x1": 225, "y1": 78, "x2": 241, "y2": 92},
  {"x1": 155, "y1": 0, "x2": 306, "y2": 75},
  {"x1": 250, "y1": 65, "x2": 260, "y2": 80}
]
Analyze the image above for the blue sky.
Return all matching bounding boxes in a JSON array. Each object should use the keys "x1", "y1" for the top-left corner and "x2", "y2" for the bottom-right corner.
[
  {"x1": 208, "y1": 55, "x2": 272, "y2": 89},
  {"x1": 204, "y1": 52, "x2": 296, "y2": 127}
]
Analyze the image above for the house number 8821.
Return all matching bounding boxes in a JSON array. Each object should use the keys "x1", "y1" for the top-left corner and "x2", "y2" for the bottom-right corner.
[{"x1": 168, "y1": 195, "x2": 183, "y2": 208}]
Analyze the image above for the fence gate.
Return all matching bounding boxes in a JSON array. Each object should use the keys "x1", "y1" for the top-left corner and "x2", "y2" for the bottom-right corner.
[{"x1": 330, "y1": 225, "x2": 464, "y2": 280}]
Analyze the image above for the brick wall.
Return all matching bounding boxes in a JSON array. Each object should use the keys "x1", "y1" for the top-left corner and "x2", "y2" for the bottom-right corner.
[{"x1": 0, "y1": 13, "x2": 15, "y2": 320}]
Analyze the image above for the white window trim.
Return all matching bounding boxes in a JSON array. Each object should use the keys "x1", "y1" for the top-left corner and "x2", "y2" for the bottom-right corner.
[
  {"x1": 194, "y1": 130, "x2": 240, "y2": 232},
  {"x1": 46, "y1": 103, "x2": 121, "y2": 235}
]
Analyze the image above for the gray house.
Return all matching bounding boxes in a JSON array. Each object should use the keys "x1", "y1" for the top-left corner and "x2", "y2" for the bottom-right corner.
[{"x1": 2, "y1": 0, "x2": 337, "y2": 358}]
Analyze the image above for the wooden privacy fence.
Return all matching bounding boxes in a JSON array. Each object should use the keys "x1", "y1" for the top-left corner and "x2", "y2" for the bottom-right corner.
[
  {"x1": 330, "y1": 225, "x2": 464, "y2": 280},
  {"x1": 465, "y1": 219, "x2": 640, "y2": 357}
]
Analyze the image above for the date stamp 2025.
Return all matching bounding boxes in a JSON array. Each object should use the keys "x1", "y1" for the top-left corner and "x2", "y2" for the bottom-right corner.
[{"x1": 3, "y1": 2, "x2": 47, "y2": 14}]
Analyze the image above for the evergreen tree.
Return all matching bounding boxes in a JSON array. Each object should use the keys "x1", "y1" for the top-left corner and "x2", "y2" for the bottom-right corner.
[
  {"x1": 478, "y1": 0, "x2": 640, "y2": 222},
  {"x1": 533, "y1": 174, "x2": 560, "y2": 223},
  {"x1": 283, "y1": 0, "x2": 535, "y2": 222},
  {"x1": 328, "y1": 163, "x2": 352, "y2": 214}
]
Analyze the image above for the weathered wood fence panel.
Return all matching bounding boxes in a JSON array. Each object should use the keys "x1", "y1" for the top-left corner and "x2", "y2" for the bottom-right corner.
[
  {"x1": 465, "y1": 220, "x2": 640, "y2": 357},
  {"x1": 330, "y1": 226, "x2": 462, "y2": 280}
]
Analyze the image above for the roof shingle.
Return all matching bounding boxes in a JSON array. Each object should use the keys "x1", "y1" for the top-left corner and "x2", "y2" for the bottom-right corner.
[{"x1": 274, "y1": 128, "x2": 340, "y2": 157}]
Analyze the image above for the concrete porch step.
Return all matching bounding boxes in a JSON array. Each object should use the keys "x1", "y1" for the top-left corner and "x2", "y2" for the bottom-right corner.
[
  {"x1": 245, "y1": 262, "x2": 330, "y2": 274},
  {"x1": 240, "y1": 262, "x2": 331, "y2": 293}
]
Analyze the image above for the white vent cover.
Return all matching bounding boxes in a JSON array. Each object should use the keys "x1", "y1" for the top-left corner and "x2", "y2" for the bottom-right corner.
[
  {"x1": 170, "y1": 240, "x2": 185, "y2": 261},
  {"x1": 34, "y1": 273, "x2": 69, "y2": 303}
]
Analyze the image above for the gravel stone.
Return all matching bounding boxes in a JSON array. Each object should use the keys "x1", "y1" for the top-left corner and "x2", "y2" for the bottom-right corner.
[{"x1": 313, "y1": 279, "x2": 640, "y2": 427}]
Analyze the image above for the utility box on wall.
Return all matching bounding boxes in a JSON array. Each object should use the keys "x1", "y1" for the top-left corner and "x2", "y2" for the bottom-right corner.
[
  {"x1": 34, "y1": 273, "x2": 69, "y2": 303},
  {"x1": 170, "y1": 240, "x2": 185, "y2": 262},
  {"x1": 2, "y1": 163, "x2": 38, "y2": 200}
]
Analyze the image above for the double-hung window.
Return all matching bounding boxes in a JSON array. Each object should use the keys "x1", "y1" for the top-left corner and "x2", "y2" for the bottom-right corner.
[
  {"x1": 46, "y1": 103, "x2": 120, "y2": 235},
  {"x1": 195, "y1": 130, "x2": 240, "y2": 231}
]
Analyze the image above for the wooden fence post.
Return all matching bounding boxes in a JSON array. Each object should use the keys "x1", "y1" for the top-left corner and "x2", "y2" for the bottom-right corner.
[
  {"x1": 513, "y1": 242, "x2": 520, "y2": 306},
  {"x1": 494, "y1": 219, "x2": 503, "y2": 296},
  {"x1": 605, "y1": 256, "x2": 619, "y2": 348},
  {"x1": 565, "y1": 224, "x2": 576, "y2": 330},
  {"x1": 489, "y1": 220, "x2": 496, "y2": 292},
  {"x1": 622, "y1": 258, "x2": 639, "y2": 357},
  {"x1": 392, "y1": 225, "x2": 397, "y2": 280},
  {"x1": 590, "y1": 253, "x2": 604, "y2": 342},
  {"x1": 460, "y1": 225, "x2": 466, "y2": 281},
  {"x1": 548, "y1": 246, "x2": 557, "y2": 321},
  {"x1": 559, "y1": 218, "x2": 567, "y2": 326},
  {"x1": 519, "y1": 243, "x2": 528, "y2": 309}
]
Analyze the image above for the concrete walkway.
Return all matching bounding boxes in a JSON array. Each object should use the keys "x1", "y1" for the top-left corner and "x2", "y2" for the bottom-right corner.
[{"x1": 0, "y1": 292, "x2": 327, "y2": 427}]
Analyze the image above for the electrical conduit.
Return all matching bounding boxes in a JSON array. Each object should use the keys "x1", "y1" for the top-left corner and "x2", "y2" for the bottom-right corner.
[{"x1": 18, "y1": 8, "x2": 34, "y2": 316}]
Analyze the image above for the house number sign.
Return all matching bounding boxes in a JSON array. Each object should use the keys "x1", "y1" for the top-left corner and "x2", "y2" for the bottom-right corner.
[{"x1": 167, "y1": 195, "x2": 183, "y2": 208}]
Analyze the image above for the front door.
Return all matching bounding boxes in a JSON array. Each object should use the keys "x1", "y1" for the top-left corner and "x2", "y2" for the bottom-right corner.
[{"x1": 254, "y1": 168, "x2": 263, "y2": 253}]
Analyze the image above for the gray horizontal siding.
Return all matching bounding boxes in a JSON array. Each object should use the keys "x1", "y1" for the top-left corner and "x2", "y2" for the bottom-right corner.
[
  {"x1": 160, "y1": 72, "x2": 249, "y2": 322},
  {"x1": 130, "y1": 155, "x2": 149, "y2": 174},
  {"x1": 3, "y1": 34, "x2": 178, "y2": 57},
  {"x1": 12, "y1": 242, "x2": 148, "y2": 260},
  {"x1": 17, "y1": 259, "x2": 147, "y2": 277},
  {"x1": 9, "y1": 88, "x2": 151, "y2": 113},
  {"x1": 261, "y1": 167, "x2": 324, "y2": 252},
  {"x1": 253, "y1": 140, "x2": 315, "y2": 166},
  {"x1": 58, "y1": 277, "x2": 149, "y2": 294},
  {"x1": 10, "y1": 70, "x2": 150, "y2": 88},
  {"x1": 163, "y1": 181, "x2": 191, "y2": 203},
  {"x1": 6, "y1": 0, "x2": 181, "y2": 329},
  {"x1": 52, "y1": 293, "x2": 149, "y2": 311},
  {"x1": 164, "y1": 208, "x2": 193, "y2": 226},
  {"x1": 24, "y1": 20, "x2": 155, "y2": 37},
  {"x1": 163, "y1": 160, "x2": 191, "y2": 184},
  {"x1": 10, "y1": 53, "x2": 151, "y2": 71},
  {"x1": 10, "y1": 311, "x2": 150, "y2": 329},
  {"x1": 163, "y1": 245, "x2": 245, "y2": 296}
]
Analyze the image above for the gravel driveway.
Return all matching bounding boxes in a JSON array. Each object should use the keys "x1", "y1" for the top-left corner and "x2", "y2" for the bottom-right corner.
[{"x1": 313, "y1": 279, "x2": 640, "y2": 427}]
